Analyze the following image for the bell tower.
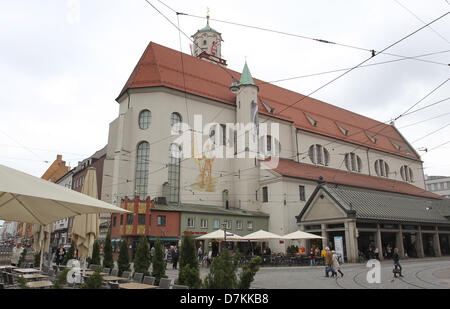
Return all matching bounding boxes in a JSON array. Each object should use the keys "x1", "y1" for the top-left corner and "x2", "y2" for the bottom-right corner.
[{"x1": 191, "y1": 10, "x2": 226, "y2": 66}]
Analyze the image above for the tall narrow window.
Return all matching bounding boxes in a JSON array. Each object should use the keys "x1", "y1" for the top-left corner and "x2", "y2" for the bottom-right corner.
[
  {"x1": 135, "y1": 142, "x2": 150, "y2": 199},
  {"x1": 262, "y1": 186, "x2": 268, "y2": 203},
  {"x1": 168, "y1": 144, "x2": 181, "y2": 204},
  {"x1": 171, "y1": 112, "x2": 182, "y2": 132},
  {"x1": 138, "y1": 110, "x2": 152, "y2": 129},
  {"x1": 299, "y1": 186, "x2": 306, "y2": 201},
  {"x1": 222, "y1": 190, "x2": 229, "y2": 209}
]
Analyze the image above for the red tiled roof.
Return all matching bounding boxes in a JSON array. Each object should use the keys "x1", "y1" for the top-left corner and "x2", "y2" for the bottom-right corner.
[
  {"x1": 118, "y1": 42, "x2": 419, "y2": 160},
  {"x1": 269, "y1": 159, "x2": 442, "y2": 200}
]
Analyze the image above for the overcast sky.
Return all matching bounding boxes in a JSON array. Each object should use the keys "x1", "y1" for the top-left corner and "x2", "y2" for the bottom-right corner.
[{"x1": 1, "y1": 0, "x2": 449, "y2": 182}]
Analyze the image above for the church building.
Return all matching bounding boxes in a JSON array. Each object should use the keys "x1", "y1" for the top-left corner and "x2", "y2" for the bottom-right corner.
[{"x1": 102, "y1": 16, "x2": 450, "y2": 261}]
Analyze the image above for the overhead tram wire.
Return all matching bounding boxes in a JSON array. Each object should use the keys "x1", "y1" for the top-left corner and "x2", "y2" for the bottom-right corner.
[
  {"x1": 394, "y1": 77, "x2": 450, "y2": 121},
  {"x1": 257, "y1": 49, "x2": 450, "y2": 86},
  {"x1": 398, "y1": 111, "x2": 450, "y2": 129},
  {"x1": 180, "y1": 11, "x2": 450, "y2": 67},
  {"x1": 267, "y1": 11, "x2": 450, "y2": 123},
  {"x1": 411, "y1": 123, "x2": 450, "y2": 144},
  {"x1": 393, "y1": 0, "x2": 450, "y2": 45}
]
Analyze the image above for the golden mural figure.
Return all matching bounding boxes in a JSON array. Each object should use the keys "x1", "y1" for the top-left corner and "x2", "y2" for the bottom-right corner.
[{"x1": 191, "y1": 137, "x2": 218, "y2": 192}]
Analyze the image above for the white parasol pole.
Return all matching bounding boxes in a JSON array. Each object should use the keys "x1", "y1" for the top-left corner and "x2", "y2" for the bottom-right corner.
[{"x1": 39, "y1": 225, "x2": 44, "y2": 271}]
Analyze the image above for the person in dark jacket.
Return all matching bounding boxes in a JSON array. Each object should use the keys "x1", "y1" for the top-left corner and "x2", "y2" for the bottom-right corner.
[
  {"x1": 392, "y1": 248, "x2": 403, "y2": 277},
  {"x1": 171, "y1": 246, "x2": 179, "y2": 270},
  {"x1": 55, "y1": 244, "x2": 66, "y2": 266}
]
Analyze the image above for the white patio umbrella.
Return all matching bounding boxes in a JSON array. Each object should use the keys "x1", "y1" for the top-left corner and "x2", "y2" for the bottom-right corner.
[
  {"x1": 240, "y1": 229, "x2": 283, "y2": 240},
  {"x1": 0, "y1": 164, "x2": 130, "y2": 269},
  {"x1": 72, "y1": 167, "x2": 100, "y2": 269},
  {"x1": 196, "y1": 229, "x2": 243, "y2": 240},
  {"x1": 281, "y1": 230, "x2": 323, "y2": 240},
  {"x1": 240, "y1": 230, "x2": 283, "y2": 255},
  {"x1": 32, "y1": 223, "x2": 53, "y2": 267}
]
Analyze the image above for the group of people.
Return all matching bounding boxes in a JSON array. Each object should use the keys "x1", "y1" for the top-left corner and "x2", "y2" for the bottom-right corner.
[{"x1": 323, "y1": 247, "x2": 344, "y2": 278}]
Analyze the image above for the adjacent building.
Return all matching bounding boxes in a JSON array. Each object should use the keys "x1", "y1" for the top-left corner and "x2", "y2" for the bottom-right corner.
[{"x1": 425, "y1": 175, "x2": 450, "y2": 199}]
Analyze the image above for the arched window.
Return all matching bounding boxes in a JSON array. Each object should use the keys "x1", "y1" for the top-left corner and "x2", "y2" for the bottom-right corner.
[
  {"x1": 138, "y1": 110, "x2": 151, "y2": 129},
  {"x1": 170, "y1": 112, "x2": 182, "y2": 132},
  {"x1": 374, "y1": 159, "x2": 389, "y2": 178},
  {"x1": 168, "y1": 143, "x2": 181, "y2": 204},
  {"x1": 135, "y1": 142, "x2": 150, "y2": 199},
  {"x1": 222, "y1": 190, "x2": 229, "y2": 209},
  {"x1": 308, "y1": 144, "x2": 329, "y2": 166},
  {"x1": 344, "y1": 153, "x2": 362, "y2": 172},
  {"x1": 400, "y1": 165, "x2": 414, "y2": 182}
]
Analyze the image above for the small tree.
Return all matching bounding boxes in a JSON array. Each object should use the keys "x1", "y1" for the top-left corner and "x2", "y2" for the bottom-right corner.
[
  {"x1": 177, "y1": 234, "x2": 201, "y2": 288},
  {"x1": 17, "y1": 275, "x2": 29, "y2": 289},
  {"x1": 203, "y1": 249, "x2": 239, "y2": 289},
  {"x1": 53, "y1": 269, "x2": 70, "y2": 289},
  {"x1": 102, "y1": 231, "x2": 114, "y2": 269},
  {"x1": 117, "y1": 239, "x2": 130, "y2": 276},
  {"x1": 238, "y1": 256, "x2": 262, "y2": 289},
  {"x1": 81, "y1": 268, "x2": 103, "y2": 289},
  {"x1": 134, "y1": 237, "x2": 150, "y2": 276},
  {"x1": 90, "y1": 240, "x2": 101, "y2": 266},
  {"x1": 34, "y1": 251, "x2": 41, "y2": 268},
  {"x1": 151, "y1": 238, "x2": 167, "y2": 285},
  {"x1": 18, "y1": 248, "x2": 27, "y2": 267},
  {"x1": 63, "y1": 241, "x2": 75, "y2": 265}
]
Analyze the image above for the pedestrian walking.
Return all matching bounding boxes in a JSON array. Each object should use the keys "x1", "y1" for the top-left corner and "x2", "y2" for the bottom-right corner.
[
  {"x1": 331, "y1": 251, "x2": 343, "y2": 277},
  {"x1": 150, "y1": 246, "x2": 155, "y2": 263},
  {"x1": 309, "y1": 248, "x2": 316, "y2": 266},
  {"x1": 324, "y1": 247, "x2": 336, "y2": 277},
  {"x1": 172, "y1": 246, "x2": 179, "y2": 270},
  {"x1": 197, "y1": 246, "x2": 203, "y2": 263},
  {"x1": 392, "y1": 248, "x2": 403, "y2": 277},
  {"x1": 11, "y1": 242, "x2": 23, "y2": 267},
  {"x1": 164, "y1": 247, "x2": 169, "y2": 269}
]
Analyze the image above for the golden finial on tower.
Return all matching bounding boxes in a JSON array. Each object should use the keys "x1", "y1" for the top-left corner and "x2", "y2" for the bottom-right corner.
[{"x1": 206, "y1": 7, "x2": 210, "y2": 25}]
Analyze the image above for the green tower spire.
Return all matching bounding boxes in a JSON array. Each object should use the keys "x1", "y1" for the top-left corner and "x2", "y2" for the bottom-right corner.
[{"x1": 239, "y1": 62, "x2": 255, "y2": 86}]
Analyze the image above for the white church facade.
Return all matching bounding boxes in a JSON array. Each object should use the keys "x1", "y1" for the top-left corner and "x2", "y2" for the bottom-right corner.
[{"x1": 102, "y1": 18, "x2": 450, "y2": 261}]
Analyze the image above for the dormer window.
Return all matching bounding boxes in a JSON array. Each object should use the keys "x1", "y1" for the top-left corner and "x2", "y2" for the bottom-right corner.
[
  {"x1": 336, "y1": 122, "x2": 349, "y2": 136},
  {"x1": 304, "y1": 113, "x2": 318, "y2": 127},
  {"x1": 390, "y1": 139, "x2": 401, "y2": 151},
  {"x1": 365, "y1": 131, "x2": 377, "y2": 144},
  {"x1": 261, "y1": 100, "x2": 275, "y2": 115}
]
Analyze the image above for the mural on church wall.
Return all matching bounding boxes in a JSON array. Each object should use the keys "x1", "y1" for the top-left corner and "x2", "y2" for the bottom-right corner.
[{"x1": 190, "y1": 137, "x2": 218, "y2": 192}]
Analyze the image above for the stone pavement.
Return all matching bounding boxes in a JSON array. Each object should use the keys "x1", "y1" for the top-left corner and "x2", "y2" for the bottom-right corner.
[{"x1": 160, "y1": 256, "x2": 450, "y2": 289}]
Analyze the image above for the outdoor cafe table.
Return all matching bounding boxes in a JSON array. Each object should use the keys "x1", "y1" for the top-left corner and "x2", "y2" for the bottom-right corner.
[
  {"x1": 21, "y1": 273, "x2": 49, "y2": 281},
  {"x1": 13, "y1": 268, "x2": 41, "y2": 274},
  {"x1": 102, "y1": 276, "x2": 129, "y2": 282},
  {"x1": 0, "y1": 265, "x2": 17, "y2": 270},
  {"x1": 26, "y1": 280, "x2": 54, "y2": 289},
  {"x1": 119, "y1": 282, "x2": 157, "y2": 289},
  {"x1": 84, "y1": 270, "x2": 109, "y2": 276}
]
